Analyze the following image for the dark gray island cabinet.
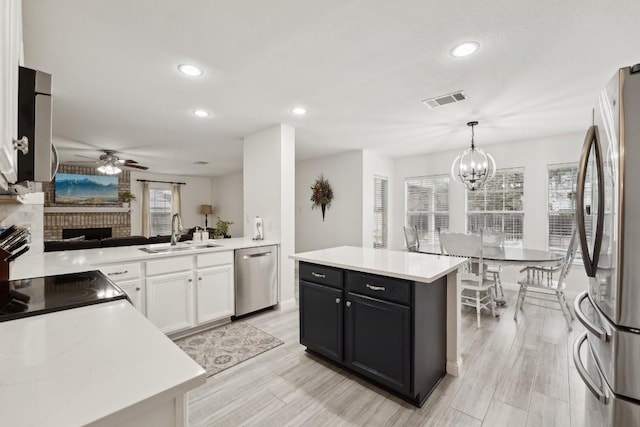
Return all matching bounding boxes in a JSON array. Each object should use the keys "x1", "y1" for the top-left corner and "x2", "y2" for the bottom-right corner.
[{"x1": 299, "y1": 261, "x2": 448, "y2": 407}]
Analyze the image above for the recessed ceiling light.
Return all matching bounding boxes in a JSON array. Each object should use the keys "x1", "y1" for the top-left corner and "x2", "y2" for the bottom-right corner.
[
  {"x1": 450, "y1": 41, "x2": 480, "y2": 58},
  {"x1": 193, "y1": 109, "x2": 211, "y2": 118},
  {"x1": 178, "y1": 64, "x2": 203, "y2": 77},
  {"x1": 291, "y1": 107, "x2": 307, "y2": 116}
]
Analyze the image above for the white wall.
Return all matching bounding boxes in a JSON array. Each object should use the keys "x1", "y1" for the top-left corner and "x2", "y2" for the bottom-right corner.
[
  {"x1": 295, "y1": 150, "x2": 364, "y2": 253},
  {"x1": 211, "y1": 172, "x2": 243, "y2": 237},
  {"x1": 129, "y1": 171, "x2": 213, "y2": 235},
  {"x1": 244, "y1": 124, "x2": 296, "y2": 305},
  {"x1": 391, "y1": 132, "x2": 589, "y2": 294},
  {"x1": 362, "y1": 150, "x2": 395, "y2": 249}
]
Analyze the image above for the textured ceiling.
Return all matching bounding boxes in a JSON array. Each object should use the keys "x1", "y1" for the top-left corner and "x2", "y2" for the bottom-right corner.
[{"x1": 21, "y1": 0, "x2": 640, "y2": 176}]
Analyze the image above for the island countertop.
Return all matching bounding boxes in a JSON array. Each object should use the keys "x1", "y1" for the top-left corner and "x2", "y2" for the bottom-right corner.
[
  {"x1": 289, "y1": 245, "x2": 467, "y2": 283},
  {"x1": 0, "y1": 300, "x2": 206, "y2": 427}
]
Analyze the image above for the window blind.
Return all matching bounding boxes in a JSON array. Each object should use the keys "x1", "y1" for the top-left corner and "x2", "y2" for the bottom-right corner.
[
  {"x1": 149, "y1": 188, "x2": 173, "y2": 236},
  {"x1": 373, "y1": 176, "x2": 389, "y2": 248},
  {"x1": 548, "y1": 163, "x2": 578, "y2": 252},
  {"x1": 405, "y1": 175, "x2": 449, "y2": 245},
  {"x1": 466, "y1": 168, "x2": 524, "y2": 246}
]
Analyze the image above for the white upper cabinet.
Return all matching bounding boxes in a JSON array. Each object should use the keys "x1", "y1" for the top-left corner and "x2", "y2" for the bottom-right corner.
[{"x1": 0, "y1": 0, "x2": 22, "y2": 186}]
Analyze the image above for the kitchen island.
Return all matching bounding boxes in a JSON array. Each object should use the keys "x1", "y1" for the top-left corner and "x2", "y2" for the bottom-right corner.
[{"x1": 290, "y1": 246, "x2": 466, "y2": 407}]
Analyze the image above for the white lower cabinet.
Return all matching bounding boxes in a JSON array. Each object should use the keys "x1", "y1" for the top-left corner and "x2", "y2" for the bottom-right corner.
[
  {"x1": 117, "y1": 278, "x2": 145, "y2": 315},
  {"x1": 146, "y1": 271, "x2": 194, "y2": 334},
  {"x1": 196, "y1": 264, "x2": 234, "y2": 324}
]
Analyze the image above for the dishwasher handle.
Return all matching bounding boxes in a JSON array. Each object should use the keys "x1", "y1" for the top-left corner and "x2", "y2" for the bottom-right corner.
[{"x1": 243, "y1": 251, "x2": 272, "y2": 259}]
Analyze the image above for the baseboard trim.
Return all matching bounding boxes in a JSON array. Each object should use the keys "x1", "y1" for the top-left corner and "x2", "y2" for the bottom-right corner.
[{"x1": 277, "y1": 298, "x2": 297, "y2": 310}]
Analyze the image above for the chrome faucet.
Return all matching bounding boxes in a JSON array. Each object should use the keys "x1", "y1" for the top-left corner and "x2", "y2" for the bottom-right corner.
[{"x1": 171, "y1": 213, "x2": 184, "y2": 245}]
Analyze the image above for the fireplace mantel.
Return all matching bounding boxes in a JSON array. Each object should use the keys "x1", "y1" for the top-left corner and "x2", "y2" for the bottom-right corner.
[{"x1": 44, "y1": 207, "x2": 130, "y2": 213}]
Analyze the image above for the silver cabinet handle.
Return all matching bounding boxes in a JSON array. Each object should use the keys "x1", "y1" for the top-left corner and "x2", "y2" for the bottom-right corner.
[
  {"x1": 366, "y1": 284, "x2": 385, "y2": 291},
  {"x1": 311, "y1": 272, "x2": 326, "y2": 278},
  {"x1": 574, "y1": 291, "x2": 609, "y2": 341},
  {"x1": 346, "y1": 301, "x2": 351, "y2": 307},
  {"x1": 335, "y1": 298, "x2": 340, "y2": 304},
  {"x1": 107, "y1": 270, "x2": 128, "y2": 276},
  {"x1": 573, "y1": 332, "x2": 609, "y2": 404},
  {"x1": 198, "y1": 277, "x2": 202, "y2": 281},
  {"x1": 188, "y1": 278, "x2": 193, "y2": 282},
  {"x1": 135, "y1": 287, "x2": 141, "y2": 291}
]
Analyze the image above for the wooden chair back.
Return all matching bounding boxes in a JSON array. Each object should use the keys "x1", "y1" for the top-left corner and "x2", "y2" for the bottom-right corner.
[{"x1": 439, "y1": 231, "x2": 485, "y2": 284}]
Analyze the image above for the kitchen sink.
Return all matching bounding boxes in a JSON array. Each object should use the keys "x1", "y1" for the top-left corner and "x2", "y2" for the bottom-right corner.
[{"x1": 138, "y1": 243, "x2": 221, "y2": 254}]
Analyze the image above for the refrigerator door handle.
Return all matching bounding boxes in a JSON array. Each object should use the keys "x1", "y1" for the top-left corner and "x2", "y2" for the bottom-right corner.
[
  {"x1": 573, "y1": 332, "x2": 610, "y2": 404},
  {"x1": 574, "y1": 291, "x2": 610, "y2": 341},
  {"x1": 576, "y1": 125, "x2": 605, "y2": 277}
]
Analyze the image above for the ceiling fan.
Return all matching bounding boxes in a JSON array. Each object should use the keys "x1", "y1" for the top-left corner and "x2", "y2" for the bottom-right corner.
[{"x1": 68, "y1": 150, "x2": 149, "y2": 175}]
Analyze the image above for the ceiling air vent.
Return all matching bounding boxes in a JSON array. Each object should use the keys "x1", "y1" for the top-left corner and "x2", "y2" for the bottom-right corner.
[{"x1": 421, "y1": 91, "x2": 467, "y2": 109}]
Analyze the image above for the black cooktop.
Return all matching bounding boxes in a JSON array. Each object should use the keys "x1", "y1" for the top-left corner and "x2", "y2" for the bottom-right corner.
[{"x1": 0, "y1": 270, "x2": 127, "y2": 322}]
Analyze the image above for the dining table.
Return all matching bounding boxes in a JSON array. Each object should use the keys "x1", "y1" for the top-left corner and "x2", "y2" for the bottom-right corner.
[{"x1": 417, "y1": 243, "x2": 566, "y2": 306}]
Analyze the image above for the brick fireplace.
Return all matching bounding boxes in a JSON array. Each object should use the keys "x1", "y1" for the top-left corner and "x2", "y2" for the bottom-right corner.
[{"x1": 43, "y1": 165, "x2": 131, "y2": 241}]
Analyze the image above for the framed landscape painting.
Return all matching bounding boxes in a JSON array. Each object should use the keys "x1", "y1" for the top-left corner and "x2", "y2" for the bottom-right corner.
[{"x1": 54, "y1": 173, "x2": 119, "y2": 205}]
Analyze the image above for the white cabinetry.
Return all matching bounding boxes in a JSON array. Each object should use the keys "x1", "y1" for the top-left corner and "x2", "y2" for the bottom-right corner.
[
  {"x1": 147, "y1": 271, "x2": 194, "y2": 334},
  {"x1": 98, "y1": 262, "x2": 145, "y2": 315},
  {"x1": 196, "y1": 264, "x2": 234, "y2": 324},
  {"x1": 0, "y1": 0, "x2": 22, "y2": 185}
]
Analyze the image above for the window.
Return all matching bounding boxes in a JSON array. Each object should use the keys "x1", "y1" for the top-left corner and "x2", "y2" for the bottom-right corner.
[
  {"x1": 373, "y1": 176, "x2": 388, "y2": 248},
  {"x1": 467, "y1": 168, "x2": 524, "y2": 246},
  {"x1": 405, "y1": 175, "x2": 449, "y2": 245},
  {"x1": 548, "y1": 163, "x2": 578, "y2": 252},
  {"x1": 149, "y1": 188, "x2": 172, "y2": 236}
]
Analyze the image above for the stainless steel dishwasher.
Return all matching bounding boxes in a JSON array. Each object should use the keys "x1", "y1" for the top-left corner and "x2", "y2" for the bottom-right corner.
[{"x1": 234, "y1": 245, "x2": 278, "y2": 316}]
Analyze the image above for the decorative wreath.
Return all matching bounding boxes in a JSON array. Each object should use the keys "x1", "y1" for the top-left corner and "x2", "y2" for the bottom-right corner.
[{"x1": 310, "y1": 174, "x2": 334, "y2": 221}]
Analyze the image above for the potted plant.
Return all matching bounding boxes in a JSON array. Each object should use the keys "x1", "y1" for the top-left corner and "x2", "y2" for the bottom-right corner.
[
  {"x1": 214, "y1": 218, "x2": 233, "y2": 239},
  {"x1": 121, "y1": 191, "x2": 136, "y2": 208},
  {"x1": 310, "y1": 174, "x2": 333, "y2": 221}
]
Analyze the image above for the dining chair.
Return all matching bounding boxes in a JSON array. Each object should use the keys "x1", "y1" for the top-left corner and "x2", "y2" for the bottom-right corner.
[
  {"x1": 439, "y1": 230, "x2": 497, "y2": 328},
  {"x1": 403, "y1": 225, "x2": 420, "y2": 252},
  {"x1": 478, "y1": 229, "x2": 505, "y2": 300},
  {"x1": 514, "y1": 228, "x2": 577, "y2": 330}
]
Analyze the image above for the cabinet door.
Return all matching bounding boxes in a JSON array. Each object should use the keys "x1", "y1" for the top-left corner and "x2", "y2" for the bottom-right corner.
[
  {"x1": 299, "y1": 280, "x2": 343, "y2": 362},
  {"x1": 196, "y1": 264, "x2": 234, "y2": 324},
  {"x1": 117, "y1": 278, "x2": 144, "y2": 315},
  {"x1": 345, "y1": 292, "x2": 411, "y2": 395},
  {"x1": 0, "y1": 0, "x2": 21, "y2": 185},
  {"x1": 146, "y1": 271, "x2": 193, "y2": 334}
]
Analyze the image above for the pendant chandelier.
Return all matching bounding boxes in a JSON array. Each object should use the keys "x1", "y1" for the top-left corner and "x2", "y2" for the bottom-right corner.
[{"x1": 451, "y1": 121, "x2": 496, "y2": 191}]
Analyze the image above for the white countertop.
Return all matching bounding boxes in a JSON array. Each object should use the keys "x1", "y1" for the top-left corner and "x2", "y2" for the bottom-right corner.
[
  {"x1": 10, "y1": 237, "x2": 279, "y2": 280},
  {"x1": 0, "y1": 300, "x2": 206, "y2": 427},
  {"x1": 290, "y1": 246, "x2": 467, "y2": 283}
]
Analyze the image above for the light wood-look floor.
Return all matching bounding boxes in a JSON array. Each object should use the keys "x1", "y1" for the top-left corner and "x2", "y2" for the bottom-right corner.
[{"x1": 188, "y1": 289, "x2": 588, "y2": 426}]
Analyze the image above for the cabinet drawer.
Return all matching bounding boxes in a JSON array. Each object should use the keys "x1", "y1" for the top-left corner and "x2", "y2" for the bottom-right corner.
[
  {"x1": 197, "y1": 251, "x2": 233, "y2": 268},
  {"x1": 98, "y1": 263, "x2": 140, "y2": 282},
  {"x1": 300, "y1": 262, "x2": 343, "y2": 289},
  {"x1": 346, "y1": 271, "x2": 411, "y2": 305},
  {"x1": 147, "y1": 256, "x2": 192, "y2": 276}
]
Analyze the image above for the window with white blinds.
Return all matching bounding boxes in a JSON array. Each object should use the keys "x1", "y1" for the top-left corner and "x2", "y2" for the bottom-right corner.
[
  {"x1": 405, "y1": 175, "x2": 449, "y2": 245},
  {"x1": 149, "y1": 188, "x2": 172, "y2": 236},
  {"x1": 467, "y1": 168, "x2": 524, "y2": 246},
  {"x1": 373, "y1": 176, "x2": 389, "y2": 248},
  {"x1": 548, "y1": 163, "x2": 578, "y2": 252}
]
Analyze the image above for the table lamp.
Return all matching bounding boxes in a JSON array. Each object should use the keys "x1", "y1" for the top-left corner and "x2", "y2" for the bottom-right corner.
[{"x1": 199, "y1": 204, "x2": 214, "y2": 228}]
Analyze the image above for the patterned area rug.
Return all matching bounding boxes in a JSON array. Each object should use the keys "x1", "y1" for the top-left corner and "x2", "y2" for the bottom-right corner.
[{"x1": 175, "y1": 322, "x2": 283, "y2": 377}]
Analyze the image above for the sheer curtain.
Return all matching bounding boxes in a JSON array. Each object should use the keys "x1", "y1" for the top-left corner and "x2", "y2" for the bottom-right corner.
[
  {"x1": 141, "y1": 182, "x2": 150, "y2": 237},
  {"x1": 171, "y1": 184, "x2": 182, "y2": 217}
]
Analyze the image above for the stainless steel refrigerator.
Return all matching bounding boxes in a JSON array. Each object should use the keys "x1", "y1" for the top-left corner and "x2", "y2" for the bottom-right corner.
[{"x1": 574, "y1": 63, "x2": 640, "y2": 426}]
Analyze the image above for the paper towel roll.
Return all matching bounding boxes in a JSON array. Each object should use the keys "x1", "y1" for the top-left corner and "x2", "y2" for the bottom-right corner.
[{"x1": 253, "y1": 216, "x2": 263, "y2": 240}]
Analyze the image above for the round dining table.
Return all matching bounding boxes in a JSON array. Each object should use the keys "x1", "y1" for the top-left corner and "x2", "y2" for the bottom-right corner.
[{"x1": 418, "y1": 243, "x2": 565, "y2": 267}]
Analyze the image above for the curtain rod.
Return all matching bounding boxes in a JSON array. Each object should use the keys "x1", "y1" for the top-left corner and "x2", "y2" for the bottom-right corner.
[{"x1": 136, "y1": 179, "x2": 186, "y2": 185}]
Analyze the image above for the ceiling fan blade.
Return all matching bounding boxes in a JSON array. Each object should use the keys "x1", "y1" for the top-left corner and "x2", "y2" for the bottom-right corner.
[
  {"x1": 74, "y1": 154, "x2": 100, "y2": 160},
  {"x1": 65, "y1": 160, "x2": 101, "y2": 164},
  {"x1": 123, "y1": 163, "x2": 149, "y2": 170},
  {"x1": 123, "y1": 159, "x2": 138, "y2": 164}
]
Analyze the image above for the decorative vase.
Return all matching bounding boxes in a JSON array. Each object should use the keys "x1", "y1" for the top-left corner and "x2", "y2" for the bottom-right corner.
[
  {"x1": 321, "y1": 203, "x2": 326, "y2": 221},
  {"x1": 122, "y1": 202, "x2": 130, "y2": 208}
]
